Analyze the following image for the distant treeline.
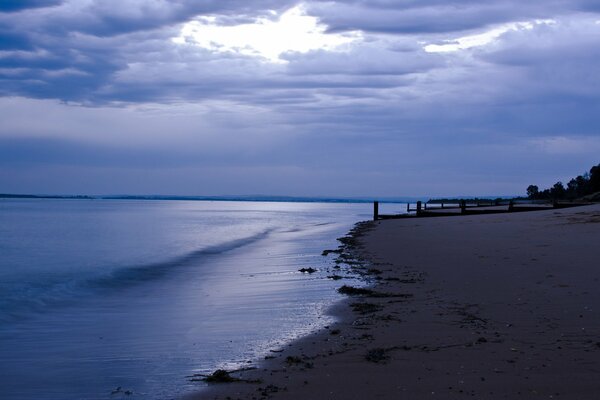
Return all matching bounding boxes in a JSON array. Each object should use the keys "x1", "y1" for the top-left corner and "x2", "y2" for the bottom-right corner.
[
  {"x1": 527, "y1": 163, "x2": 600, "y2": 200},
  {"x1": 428, "y1": 197, "x2": 510, "y2": 204}
]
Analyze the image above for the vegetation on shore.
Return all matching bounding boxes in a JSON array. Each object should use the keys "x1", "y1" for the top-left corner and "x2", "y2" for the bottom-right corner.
[
  {"x1": 526, "y1": 163, "x2": 600, "y2": 200},
  {"x1": 428, "y1": 197, "x2": 508, "y2": 204}
]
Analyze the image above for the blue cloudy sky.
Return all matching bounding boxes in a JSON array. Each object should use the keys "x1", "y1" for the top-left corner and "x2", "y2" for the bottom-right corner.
[{"x1": 1, "y1": 0, "x2": 599, "y2": 197}]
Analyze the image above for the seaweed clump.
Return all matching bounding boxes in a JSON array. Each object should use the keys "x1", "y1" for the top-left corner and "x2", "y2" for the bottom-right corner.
[
  {"x1": 285, "y1": 356, "x2": 303, "y2": 365},
  {"x1": 338, "y1": 285, "x2": 413, "y2": 299},
  {"x1": 200, "y1": 369, "x2": 240, "y2": 383},
  {"x1": 338, "y1": 285, "x2": 376, "y2": 296},
  {"x1": 189, "y1": 369, "x2": 261, "y2": 384}
]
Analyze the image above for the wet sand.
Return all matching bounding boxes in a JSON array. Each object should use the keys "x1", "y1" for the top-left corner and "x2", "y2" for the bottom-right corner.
[{"x1": 189, "y1": 203, "x2": 600, "y2": 400}]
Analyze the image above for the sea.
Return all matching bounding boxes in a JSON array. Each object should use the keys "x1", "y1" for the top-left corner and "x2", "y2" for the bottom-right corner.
[{"x1": 0, "y1": 198, "x2": 408, "y2": 399}]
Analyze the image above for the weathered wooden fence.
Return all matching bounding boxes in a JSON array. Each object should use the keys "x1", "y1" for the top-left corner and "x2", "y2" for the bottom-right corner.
[{"x1": 374, "y1": 199, "x2": 589, "y2": 220}]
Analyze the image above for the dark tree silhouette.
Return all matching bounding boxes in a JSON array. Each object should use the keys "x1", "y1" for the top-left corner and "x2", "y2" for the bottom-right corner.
[
  {"x1": 526, "y1": 185, "x2": 539, "y2": 198},
  {"x1": 590, "y1": 164, "x2": 600, "y2": 192},
  {"x1": 526, "y1": 163, "x2": 600, "y2": 200},
  {"x1": 550, "y1": 182, "x2": 566, "y2": 199},
  {"x1": 566, "y1": 174, "x2": 589, "y2": 198}
]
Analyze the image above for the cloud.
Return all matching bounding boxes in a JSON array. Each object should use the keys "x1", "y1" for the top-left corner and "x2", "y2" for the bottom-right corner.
[
  {"x1": 0, "y1": 0, "x2": 303, "y2": 102},
  {"x1": 306, "y1": 0, "x2": 598, "y2": 34},
  {"x1": 0, "y1": 0, "x2": 62, "y2": 13},
  {"x1": 1, "y1": 1, "x2": 599, "y2": 196},
  {"x1": 2, "y1": 0, "x2": 598, "y2": 106},
  {"x1": 174, "y1": 5, "x2": 361, "y2": 63}
]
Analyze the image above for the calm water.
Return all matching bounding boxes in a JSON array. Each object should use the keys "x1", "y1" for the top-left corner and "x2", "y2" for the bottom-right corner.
[{"x1": 0, "y1": 199, "x2": 406, "y2": 399}]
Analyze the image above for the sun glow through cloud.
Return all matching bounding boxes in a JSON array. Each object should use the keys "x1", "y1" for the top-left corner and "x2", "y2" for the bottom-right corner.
[
  {"x1": 173, "y1": 5, "x2": 361, "y2": 62},
  {"x1": 424, "y1": 19, "x2": 556, "y2": 53}
]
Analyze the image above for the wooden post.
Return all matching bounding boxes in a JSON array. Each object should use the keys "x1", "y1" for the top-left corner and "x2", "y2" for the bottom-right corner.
[
  {"x1": 508, "y1": 200, "x2": 514, "y2": 211},
  {"x1": 460, "y1": 200, "x2": 466, "y2": 214},
  {"x1": 373, "y1": 201, "x2": 379, "y2": 221},
  {"x1": 407, "y1": 202, "x2": 410, "y2": 213},
  {"x1": 441, "y1": 203, "x2": 444, "y2": 209},
  {"x1": 416, "y1": 201, "x2": 422, "y2": 216}
]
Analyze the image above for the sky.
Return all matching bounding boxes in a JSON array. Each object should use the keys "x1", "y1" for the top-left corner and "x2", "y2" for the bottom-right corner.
[{"x1": 1, "y1": 0, "x2": 599, "y2": 197}]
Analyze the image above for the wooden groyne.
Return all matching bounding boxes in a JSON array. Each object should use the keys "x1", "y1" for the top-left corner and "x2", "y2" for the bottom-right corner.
[{"x1": 374, "y1": 199, "x2": 590, "y2": 220}]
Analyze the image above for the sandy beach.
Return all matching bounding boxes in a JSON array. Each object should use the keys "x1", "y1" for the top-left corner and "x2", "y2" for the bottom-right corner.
[{"x1": 191, "y1": 203, "x2": 600, "y2": 400}]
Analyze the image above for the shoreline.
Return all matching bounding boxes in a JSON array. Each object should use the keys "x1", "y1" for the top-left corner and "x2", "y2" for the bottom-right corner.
[{"x1": 189, "y1": 204, "x2": 600, "y2": 400}]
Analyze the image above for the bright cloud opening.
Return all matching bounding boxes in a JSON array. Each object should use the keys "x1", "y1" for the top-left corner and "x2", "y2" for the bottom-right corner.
[
  {"x1": 424, "y1": 19, "x2": 556, "y2": 53},
  {"x1": 173, "y1": 5, "x2": 361, "y2": 63}
]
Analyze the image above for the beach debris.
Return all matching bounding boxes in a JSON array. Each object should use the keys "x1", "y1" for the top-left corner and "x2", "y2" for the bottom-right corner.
[
  {"x1": 365, "y1": 348, "x2": 390, "y2": 363},
  {"x1": 337, "y1": 236, "x2": 354, "y2": 246},
  {"x1": 110, "y1": 387, "x2": 133, "y2": 396},
  {"x1": 285, "y1": 356, "x2": 303, "y2": 365},
  {"x1": 285, "y1": 355, "x2": 314, "y2": 370},
  {"x1": 338, "y1": 285, "x2": 412, "y2": 298},
  {"x1": 322, "y1": 249, "x2": 341, "y2": 256},
  {"x1": 330, "y1": 328, "x2": 341, "y2": 335},
  {"x1": 327, "y1": 275, "x2": 343, "y2": 280},
  {"x1": 188, "y1": 368, "x2": 261, "y2": 384},
  {"x1": 199, "y1": 369, "x2": 240, "y2": 383},
  {"x1": 338, "y1": 285, "x2": 376, "y2": 296},
  {"x1": 298, "y1": 267, "x2": 317, "y2": 274}
]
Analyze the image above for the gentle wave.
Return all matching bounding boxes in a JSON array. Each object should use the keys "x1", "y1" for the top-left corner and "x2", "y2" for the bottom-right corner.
[{"x1": 0, "y1": 229, "x2": 272, "y2": 323}]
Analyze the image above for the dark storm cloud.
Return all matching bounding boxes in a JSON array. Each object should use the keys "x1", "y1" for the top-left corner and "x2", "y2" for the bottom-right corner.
[
  {"x1": 472, "y1": 19, "x2": 600, "y2": 114},
  {"x1": 1, "y1": 0, "x2": 599, "y2": 104},
  {"x1": 0, "y1": 0, "x2": 63, "y2": 13},
  {"x1": 310, "y1": 2, "x2": 523, "y2": 34},
  {"x1": 310, "y1": 0, "x2": 600, "y2": 34},
  {"x1": 480, "y1": 20, "x2": 600, "y2": 68},
  {"x1": 0, "y1": 28, "x2": 33, "y2": 50},
  {"x1": 3, "y1": 1, "x2": 296, "y2": 37},
  {"x1": 0, "y1": 0, "x2": 297, "y2": 101}
]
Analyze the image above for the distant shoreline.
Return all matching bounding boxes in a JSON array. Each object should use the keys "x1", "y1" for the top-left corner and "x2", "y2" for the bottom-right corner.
[{"x1": 0, "y1": 193, "x2": 420, "y2": 204}]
